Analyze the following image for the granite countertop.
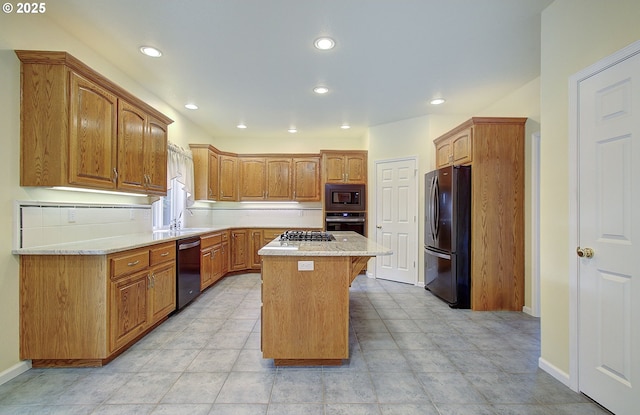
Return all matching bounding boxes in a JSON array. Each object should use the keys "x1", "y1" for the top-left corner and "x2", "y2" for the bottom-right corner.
[
  {"x1": 13, "y1": 227, "x2": 229, "y2": 255},
  {"x1": 258, "y1": 231, "x2": 392, "y2": 257}
]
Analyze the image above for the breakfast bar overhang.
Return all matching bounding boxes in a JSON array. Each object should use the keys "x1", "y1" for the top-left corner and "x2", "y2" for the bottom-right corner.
[{"x1": 258, "y1": 231, "x2": 392, "y2": 366}]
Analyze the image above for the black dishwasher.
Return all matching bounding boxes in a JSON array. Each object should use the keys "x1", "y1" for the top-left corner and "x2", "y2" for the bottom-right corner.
[{"x1": 176, "y1": 237, "x2": 201, "y2": 310}]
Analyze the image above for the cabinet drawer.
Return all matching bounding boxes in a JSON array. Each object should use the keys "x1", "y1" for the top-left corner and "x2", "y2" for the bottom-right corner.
[
  {"x1": 111, "y1": 250, "x2": 149, "y2": 279},
  {"x1": 201, "y1": 232, "x2": 222, "y2": 249},
  {"x1": 149, "y1": 242, "x2": 176, "y2": 266},
  {"x1": 221, "y1": 231, "x2": 229, "y2": 242}
]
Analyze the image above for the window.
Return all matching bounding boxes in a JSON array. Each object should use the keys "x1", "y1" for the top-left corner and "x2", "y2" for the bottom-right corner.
[{"x1": 152, "y1": 177, "x2": 187, "y2": 229}]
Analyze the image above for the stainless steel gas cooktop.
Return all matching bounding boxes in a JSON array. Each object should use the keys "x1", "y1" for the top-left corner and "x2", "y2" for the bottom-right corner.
[{"x1": 279, "y1": 230, "x2": 335, "y2": 242}]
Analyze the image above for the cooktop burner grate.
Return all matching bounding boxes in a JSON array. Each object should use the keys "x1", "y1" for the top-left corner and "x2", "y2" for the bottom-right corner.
[{"x1": 279, "y1": 230, "x2": 335, "y2": 242}]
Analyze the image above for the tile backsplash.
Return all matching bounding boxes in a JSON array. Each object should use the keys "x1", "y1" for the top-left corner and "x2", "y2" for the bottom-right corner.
[
  {"x1": 16, "y1": 202, "x2": 152, "y2": 249},
  {"x1": 15, "y1": 201, "x2": 324, "y2": 249}
]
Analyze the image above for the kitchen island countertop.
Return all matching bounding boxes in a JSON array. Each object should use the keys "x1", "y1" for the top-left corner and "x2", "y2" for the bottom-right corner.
[{"x1": 258, "y1": 231, "x2": 392, "y2": 257}]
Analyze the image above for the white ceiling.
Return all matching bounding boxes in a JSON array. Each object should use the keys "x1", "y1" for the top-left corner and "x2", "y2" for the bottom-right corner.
[{"x1": 44, "y1": 0, "x2": 553, "y2": 141}]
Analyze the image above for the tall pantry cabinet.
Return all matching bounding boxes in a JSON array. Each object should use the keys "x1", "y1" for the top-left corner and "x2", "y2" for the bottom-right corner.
[{"x1": 433, "y1": 117, "x2": 527, "y2": 311}]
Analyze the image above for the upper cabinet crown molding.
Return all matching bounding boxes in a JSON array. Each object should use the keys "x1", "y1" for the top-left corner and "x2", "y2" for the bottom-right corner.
[{"x1": 17, "y1": 50, "x2": 173, "y2": 195}]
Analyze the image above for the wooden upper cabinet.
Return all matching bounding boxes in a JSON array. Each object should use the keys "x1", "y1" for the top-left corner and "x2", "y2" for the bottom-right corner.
[
  {"x1": 239, "y1": 157, "x2": 267, "y2": 200},
  {"x1": 191, "y1": 149, "x2": 321, "y2": 202},
  {"x1": 68, "y1": 72, "x2": 119, "y2": 189},
  {"x1": 434, "y1": 127, "x2": 472, "y2": 168},
  {"x1": 16, "y1": 50, "x2": 172, "y2": 195},
  {"x1": 190, "y1": 144, "x2": 219, "y2": 201},
  {"x1": 117, "y1": 102, "x2": 168, "y2": 195},
  {"x1": 219, "y1": 154, "x2": 239, "y2": 201},
  {"x1": 292, "y1": 157, "x2": 320, "y2": 201},
  {"x1": 322, "y1": 151, "x2": 367, "y2": 184},
  {"x1": 266, "y1": 158, "x2": 292, "y2": 200}
]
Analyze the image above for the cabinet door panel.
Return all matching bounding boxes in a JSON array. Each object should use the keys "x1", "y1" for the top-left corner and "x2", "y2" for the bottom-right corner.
[
  {"x1": 240, "y1": 158, "x2": 266, "y2": 200},
  {"x1": 293, "y1": 158, "x2": 320, "y2": 201},
  {"x1": 145, "y1": 118, "x2": 168, "y2": 194},
  {"x1": 251, "y1": 230, "x2": 263, "y2": 269},
  {"x1": 110, "y1": 270, "x2": 148, "y2": 352},
  {"x1": 221, "y1": 241, "x2": 229, "y2": 275},
  {"x1": 231, "y1": 230, "x2": 248, "y2": 271},
  {"x1": 435, "y1": 140, "x2": 452, "y2": 168},
  {"x1": 219, "y1": 155, "x2": 238, "y2": 201},
  {"x1": 69, "y1": 72, "x2": 118, "y2": 189},
  {"x1": 266, "y1": 158, "x2": 292, "y2": 200},
  {"x1": 211, "y1": 245, "x2": 223, "y2": 283},
  {"x1": 345, "y1": 154, "x2": 366, "y2": 183},
  {"x1": 451, "y1": 128, "x2": 472, "y2": 165},
  {"x1": 323, "y1": 155, "x2": 346, "y2": 183},
  {"x1": 150, "y1": 263, "x2": 176, "y2": 323},
  {"x1": 201, "y1": 249, "x2": 212, "y2": 290},
  {"x1": 117, "y1": 100, "x2": 146, "y2": 192},
  {"x1": 208, "y1": 151, "x2": 219, "y2": 200}
]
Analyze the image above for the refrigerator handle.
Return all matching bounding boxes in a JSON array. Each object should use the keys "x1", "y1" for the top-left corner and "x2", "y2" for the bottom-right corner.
[
  {"x1": 428, "y1": 176, "x2": 436, "y2": 240},
  {"x1": 431, "y1": 175, "x2": 440, "y2": 239}
]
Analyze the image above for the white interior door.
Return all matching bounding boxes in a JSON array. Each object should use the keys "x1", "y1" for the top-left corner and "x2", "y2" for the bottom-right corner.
[
  {"x1": 577, "y1": 47, "x2": 640, "y2": 415},
  {"x1": 375, "y1": 157, "x2": 418, "y2": 284}
]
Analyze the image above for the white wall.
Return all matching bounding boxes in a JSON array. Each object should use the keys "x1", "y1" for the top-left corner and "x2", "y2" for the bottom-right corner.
[{"x1": 539, "y1": 0, "x2": 640, "y2": 378}]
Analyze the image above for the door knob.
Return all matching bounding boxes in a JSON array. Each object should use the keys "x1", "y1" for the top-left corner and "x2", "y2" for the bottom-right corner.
[
  {"x1": 376, "y1": 225, "x2": 382, "y2": 229},
  {"x1": 576, "y1": 247, "x2": 594, "y2": 258}
]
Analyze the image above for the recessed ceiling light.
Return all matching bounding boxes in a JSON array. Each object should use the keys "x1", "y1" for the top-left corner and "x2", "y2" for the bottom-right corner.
[
  {"x1": 139, "y1": 46, "x2": 162, "y2": 57},
  {"x1": 314, "y1": 37, "x2": 335, "y2": 50},
  {"x1": 313, "y1": 86, "x2": 329, "y2": 94},
  {"x1": 237, "y1": 124, "x2": 247, "y2": 129},
  {"x1": 184, "y1": 103, "x2": 198, "y2": 110},
  {"x1": 340, "y1": 125, "x2": 351, "y2": 129},
  {"x1": 288, "y1": 128, "x2": 298, "y2": 133},
  {"x1": 430, "y1": 98, "x2": 446, "y2": 105}
]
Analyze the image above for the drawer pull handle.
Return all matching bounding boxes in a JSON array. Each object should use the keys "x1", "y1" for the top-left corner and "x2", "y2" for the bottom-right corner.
[
  {"x1": 127, "y1": 260, "x2": 140, "y2": 266},
  {"x1": 160, "y1": 252, "x2": 169, "y2": 257}
]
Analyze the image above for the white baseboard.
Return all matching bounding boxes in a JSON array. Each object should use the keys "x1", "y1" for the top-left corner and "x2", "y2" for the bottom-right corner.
[
  {"x1": 522, "y1": 306, "x2": 533, "y2": 316},
  {"x1": 538, "y1": 357, "x2": 575, "y2": 391},
  {"x1": 0, "y1": 361, "x2": 31, "y2": 386}
]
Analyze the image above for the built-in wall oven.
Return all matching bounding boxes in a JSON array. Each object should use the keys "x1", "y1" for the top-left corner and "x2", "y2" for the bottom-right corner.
[
  {"x1": 325, "y1": 212, "x2": 366, "y2": 236},
  {"x1": 324, "y1": 184, "x2": 366, "y2": 236}
]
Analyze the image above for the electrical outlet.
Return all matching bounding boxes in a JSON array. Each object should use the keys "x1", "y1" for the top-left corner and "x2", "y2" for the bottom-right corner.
[
  {"x1": 129, "y1": 209, "x2": 135, "y2": 220},
  {"x1": 297, "y1": 260, "x2": 314, "y2": 271},
  {"x1": 67, "y1": 208, "x2": 76, "y2": 223}
]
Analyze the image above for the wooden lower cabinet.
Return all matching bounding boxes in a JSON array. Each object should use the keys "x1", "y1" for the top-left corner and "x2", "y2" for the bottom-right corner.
[
  {"x1": 200, "y1": 231, "x2": 226, "y2": 290},
  {"x1": 20, "y1": 241, "x2": 176, "y2": 367},
  {"x1": 251, "y1": 230, "x2": 263, "y2": 269},
  {"x1": 231, "y1": 229, "x2": 249, "y2": 271},
  {"x1": 109, "y1": 269, "x2": 149, "y2": 352}
]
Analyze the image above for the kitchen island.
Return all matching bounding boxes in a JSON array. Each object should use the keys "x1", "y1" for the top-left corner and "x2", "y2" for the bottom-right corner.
[{"x1": 258, "y1": 231, "x2": 392, "y2": 366}]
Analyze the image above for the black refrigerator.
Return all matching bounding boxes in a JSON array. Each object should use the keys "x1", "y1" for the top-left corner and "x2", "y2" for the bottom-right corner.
[{"x1": 424, "y1": 165, "x2": 471, "y2": 308}]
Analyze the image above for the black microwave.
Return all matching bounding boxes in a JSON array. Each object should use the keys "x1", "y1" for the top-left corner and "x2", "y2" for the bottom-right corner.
[{"x1": 325, "y1": 184, "x2": 366, "y2": 212}]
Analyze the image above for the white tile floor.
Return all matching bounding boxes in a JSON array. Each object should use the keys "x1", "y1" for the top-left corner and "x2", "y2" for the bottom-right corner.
[{"x1": 0, "y1": 273, "x2": 611, "y2": 415}]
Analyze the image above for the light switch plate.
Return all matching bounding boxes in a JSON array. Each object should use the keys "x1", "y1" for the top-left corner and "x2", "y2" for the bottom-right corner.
[{"x1": 297, "y1": 260, "x2": 314, "y2": 271}]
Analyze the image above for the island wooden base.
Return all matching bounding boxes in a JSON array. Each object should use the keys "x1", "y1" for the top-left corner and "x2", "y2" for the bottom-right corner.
[{"x1": 261, "y1": 255, "x2": 370, "y2": 363}]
